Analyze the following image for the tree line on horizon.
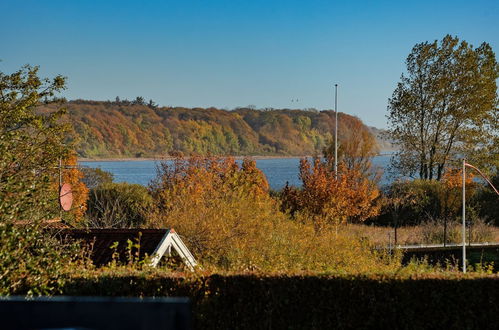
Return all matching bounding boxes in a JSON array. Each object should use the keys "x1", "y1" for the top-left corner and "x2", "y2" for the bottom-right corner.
[{"x1": 38, "y1": 100, "x2": 385, "y2": 158}]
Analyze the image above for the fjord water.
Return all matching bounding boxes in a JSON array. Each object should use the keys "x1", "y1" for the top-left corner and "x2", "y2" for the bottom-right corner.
[{"x1": 80, "y1": 155, "x2": 392, "y2": 190}]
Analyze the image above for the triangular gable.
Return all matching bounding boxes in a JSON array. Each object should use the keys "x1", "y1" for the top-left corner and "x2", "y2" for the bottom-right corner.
[
  {"x1": 54, "y1": 228, "x2": 198, "y2": 271},
  {"x1": 150, "y1": 228, "x2": 198, "y2": 270}
]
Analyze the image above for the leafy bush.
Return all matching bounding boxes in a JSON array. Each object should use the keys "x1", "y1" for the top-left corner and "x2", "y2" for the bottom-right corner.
[
  {"x1": 149, "y1": 156, "x2": 279, "y2": 269},
  {"x1": 149, "y1": 156, "x2": 396, "y2": 273},
  {"x1": 476, "y1": 172, "x2": 499, "y2": 225},
  {"x1": 80, "y1": 167, "x2": 114, "y2": 189},
  {"x1": 85, "y1": 183, "x2": 153, "y2": 228},
  {"x1": 0, "y1": 65, "x2": 84, "y2": 295},
  {"x1": 281, "y1": 158, "x2": 380, "y2": 233},
  {"x1": 0, "y1": 223, "x2": 77, "y2": 296},
  {"x1": 374, "y1": 170, "x2": 478, "y2": 228}
]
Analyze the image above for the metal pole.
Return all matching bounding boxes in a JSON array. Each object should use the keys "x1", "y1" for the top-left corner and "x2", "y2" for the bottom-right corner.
[
  {"x1": 334, "y1": 84, "x2": 338, "y2": 179},
  {"x1": 59, "y1": 158, "x2": 63, "y2": 221},
  {"x1": 462, "y1": 158, "x2": 466, "y2": 273}
]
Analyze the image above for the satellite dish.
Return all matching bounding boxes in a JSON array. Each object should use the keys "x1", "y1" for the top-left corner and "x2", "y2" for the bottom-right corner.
[{"x1": 59, "y1": 183, "x2": 73, "y2": 211}]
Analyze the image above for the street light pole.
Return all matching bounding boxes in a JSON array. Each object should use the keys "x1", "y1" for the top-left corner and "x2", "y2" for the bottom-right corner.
[
  {"x1": 334, "y1": 84, "x2": 338, "y2": 179},
  {"x1": 461, "y1": 160, "x2": 499, "y2": 273},
  {"x1": 462, "y1": 158, "x2": 466, "y2": 273}
]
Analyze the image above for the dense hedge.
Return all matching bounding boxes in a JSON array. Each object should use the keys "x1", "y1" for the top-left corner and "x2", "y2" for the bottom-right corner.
[{"x1": 60, "y1": 273, "x2": 499, "y2": 329}]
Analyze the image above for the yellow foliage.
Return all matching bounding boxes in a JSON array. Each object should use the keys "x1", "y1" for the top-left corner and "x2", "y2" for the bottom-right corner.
[{"x1": 149, "y1": 155, "x2": 395, "y2": 273}]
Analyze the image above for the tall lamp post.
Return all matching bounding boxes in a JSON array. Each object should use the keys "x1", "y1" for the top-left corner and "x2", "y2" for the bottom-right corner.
[
  {"x1": 462, "y1": 159, "x2": 466, "y2": 273},
  {"x1": 462, "y1": 160, "x2": 499, "y2": 273},
  {"x1": 334, "y1": 84, "x2": 338, "y2": 178}
]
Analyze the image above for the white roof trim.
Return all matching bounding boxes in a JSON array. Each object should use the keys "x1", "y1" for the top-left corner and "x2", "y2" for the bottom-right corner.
[{"x1": 150, "y1": 228, "x2": 198, "y2": 271}]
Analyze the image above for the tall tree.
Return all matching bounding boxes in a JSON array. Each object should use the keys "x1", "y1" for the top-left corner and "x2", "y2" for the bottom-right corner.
[
  {"x1": 387, "y1": 35, "x2": 499, "y2": 180},
  {"x1": 0, "y1": 66, "x2": 83, "y2": 295}
]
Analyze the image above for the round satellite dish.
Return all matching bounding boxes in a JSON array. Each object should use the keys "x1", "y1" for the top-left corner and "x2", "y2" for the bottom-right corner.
[{"x1": 59, "y1": 183, "x2": 73, "y2": 211}]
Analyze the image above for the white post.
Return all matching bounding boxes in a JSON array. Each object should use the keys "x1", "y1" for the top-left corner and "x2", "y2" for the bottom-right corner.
[
  {"x1": 462, "y1": 159, "x2": 466, "y2": 273},
  {"x1": 334, "y1": 84, "x2": 338, "y2": 179}
]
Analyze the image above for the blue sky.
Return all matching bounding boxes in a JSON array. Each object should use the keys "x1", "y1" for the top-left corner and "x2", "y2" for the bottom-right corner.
[{"x1": 1, "y1": 0, "x2": 498, "y2": 128}]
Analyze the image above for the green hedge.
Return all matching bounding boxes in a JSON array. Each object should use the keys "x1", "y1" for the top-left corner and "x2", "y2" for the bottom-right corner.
[{"x1": 59, "y1": 274, "x2": 499, "y2": 329}]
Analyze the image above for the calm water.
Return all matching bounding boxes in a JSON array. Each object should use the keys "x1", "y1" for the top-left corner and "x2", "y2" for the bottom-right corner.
[{"x1": 80, "y1": 155, "x2": 392, "y2": 190}]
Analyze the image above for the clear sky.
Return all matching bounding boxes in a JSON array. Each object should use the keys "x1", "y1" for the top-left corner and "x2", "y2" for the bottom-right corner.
[{"x1": 1, "y1": 0, "x2": 498, "y2": 128}]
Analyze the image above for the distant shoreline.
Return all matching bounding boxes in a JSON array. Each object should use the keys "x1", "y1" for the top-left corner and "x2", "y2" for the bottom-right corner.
[
  {"x1": 79, "y1": 152, "x2": 394, "y2": 162},
  {"x1": 78, "y1": 155, "x2": 310, "y2": 162}
]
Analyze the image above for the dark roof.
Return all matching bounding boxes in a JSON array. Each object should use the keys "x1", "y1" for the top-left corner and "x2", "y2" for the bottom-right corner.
[{"x1": 56, "y1": 229, "x2": 169, "y2": 266}]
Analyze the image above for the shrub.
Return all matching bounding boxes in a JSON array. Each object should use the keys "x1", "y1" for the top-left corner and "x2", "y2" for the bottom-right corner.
[
  {"x1": 149, "y1": 156, "x2": 279, "y2": 269},
  {"x1": 0, "y1": 222, "x2": 77, "y2": 296},
  {"x1": 149, "y1": 155, "x2": 396, "y2": 273},
  {"x1": 80, "y1": 167, "x2": 114, "y2": 189},
  {"x1": 374, "y1": 170, "x2": 478, "y2": 228},
  {"x1": 85, "y1": 183, "x2": 153, "y2": 228},
  {"x1": 281, "y1": 158, "x2": 380, "y2": 233},
  {"x1": 476, "y1": 172, "x2": 499, "y2": 225}
]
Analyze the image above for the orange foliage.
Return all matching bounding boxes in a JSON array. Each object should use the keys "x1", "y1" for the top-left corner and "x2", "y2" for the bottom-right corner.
[
  {"x1": 57, "y1": 153, "x2": 89, "y2": 221},
  {"x1": 283, "y1": 158, "x2": 380, "y2": 233},
  {"x1": 442, "y1": 168, "x2": 474, "y2": 189},
  {"x1": 149, "y1": 155, "x2": 395, "y2": 272},
  {"x1": 438, "y1": 168, "x2": 475, "y2": 220},
  {"x1": 149, "y1": 155, "x2": 273, "y2": 259},
  {"x1": 151, "y1": 155, "x2": 269, "y2": 204}
]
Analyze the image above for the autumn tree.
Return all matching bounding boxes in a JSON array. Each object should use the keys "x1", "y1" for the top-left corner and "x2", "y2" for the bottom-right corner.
[
  {"x1": 323, "y1": 115, "x2": 379, "y2": 177},
  {"x1": 58, "y1": 153, "x2": 89, "y2": 222},
  {"x1": 387, "y1": 35, "x2": 499, "y2": 180},
  {"x1": 438, "y1": 168, "x2": 476, "y2": 245},
  {"x1": 381, "y1": 181, "x2": 418, "y2": 245},
  {"x1": 149, "y1": 155, "x2": 276, "y2": 268},
  {"x1": 282, "y1": 158, "x2": 380, "y2": 234}
]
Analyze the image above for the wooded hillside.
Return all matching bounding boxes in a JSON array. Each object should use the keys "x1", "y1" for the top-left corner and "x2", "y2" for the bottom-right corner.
[{"x1": 46, "y1": 100, "x2": 386, "y2": 158}]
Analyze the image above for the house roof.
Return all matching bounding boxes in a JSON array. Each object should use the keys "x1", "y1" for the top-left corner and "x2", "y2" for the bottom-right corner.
[{"x1": 56, "y1": 228, "x2": 169, "y2": 266}]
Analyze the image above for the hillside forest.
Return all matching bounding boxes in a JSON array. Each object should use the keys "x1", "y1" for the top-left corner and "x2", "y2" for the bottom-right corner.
[{"x1": 41, "y1": 99, "x2": 389, "y2": 158}]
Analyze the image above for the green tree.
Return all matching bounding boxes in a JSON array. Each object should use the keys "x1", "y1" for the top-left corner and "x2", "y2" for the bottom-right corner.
[
  {"x1": 0, "y1": 65, "x2": 76, "y2": 295},
  {"x1": 387, "y1": 35, "x2": 499, "y2": 180},
  {"x1": 0, "y1": 64, "x2": 70, "y2": 221},
  {"x1": 81, "y1": 166, "x2": 114, "y2": 189},
  {"x1": 86, "y1": 182, "x2": 153, "y2": 228}
]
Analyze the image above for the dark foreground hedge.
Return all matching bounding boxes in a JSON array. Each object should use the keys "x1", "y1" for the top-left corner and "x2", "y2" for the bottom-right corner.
[{"x1": 61, "y1": 274, "x2": 499, "y2": 329}]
